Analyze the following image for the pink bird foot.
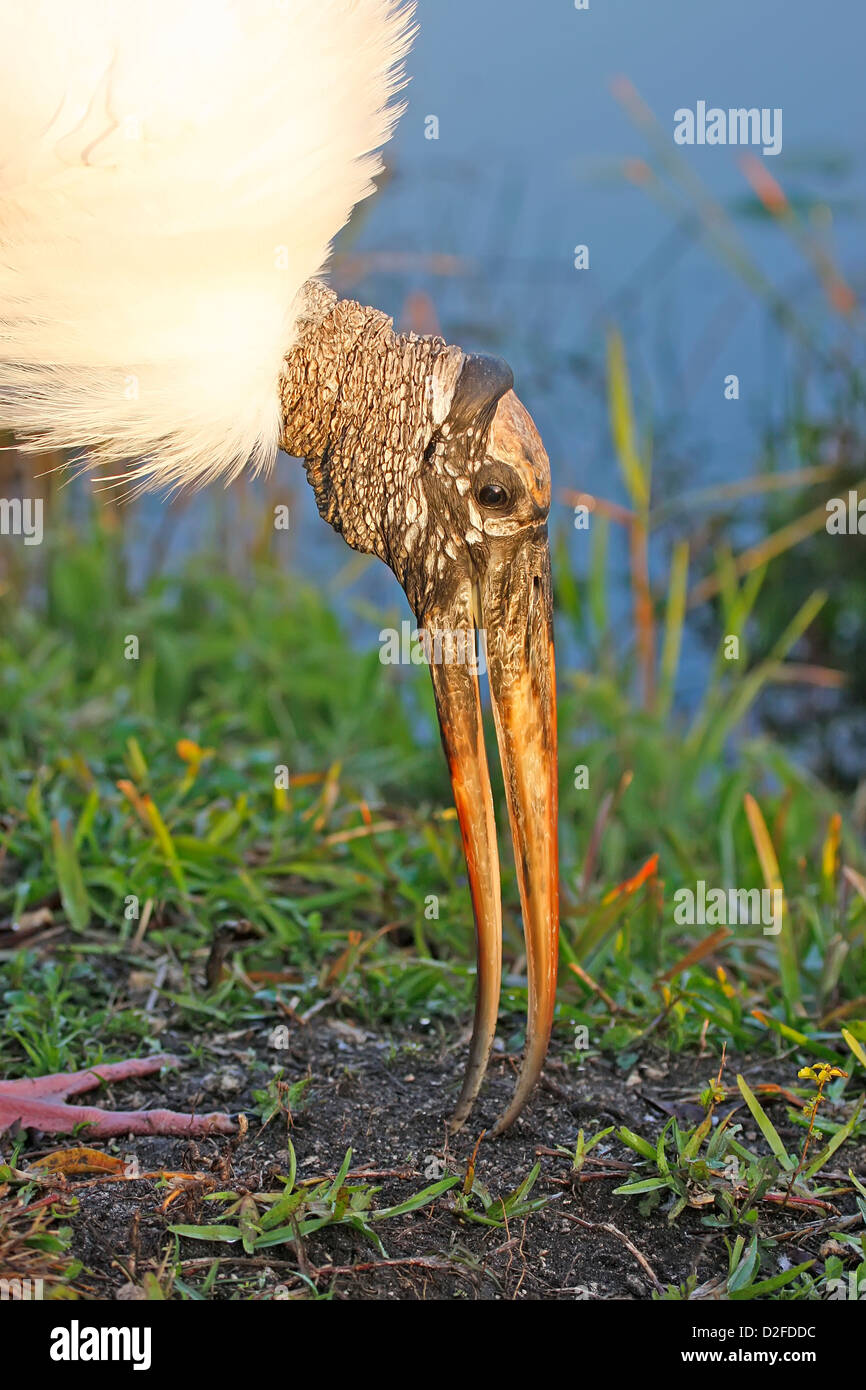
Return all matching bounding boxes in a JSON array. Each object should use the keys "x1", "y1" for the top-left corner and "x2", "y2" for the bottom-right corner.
[{"x1": 0, "y1": 1055, "x2": 237, "y2": 1138}]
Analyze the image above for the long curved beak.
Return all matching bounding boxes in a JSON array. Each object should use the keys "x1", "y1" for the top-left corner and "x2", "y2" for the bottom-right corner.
[
  {"x1": 427, "y1": 532, "x2": 559, "y2": 1134},
  {"x1": 429, "y1": 644, "x2": 503, "y2": 1131}
]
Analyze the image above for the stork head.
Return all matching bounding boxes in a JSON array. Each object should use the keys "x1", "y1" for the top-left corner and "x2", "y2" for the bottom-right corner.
[{"x1": 282, "y1": 288, "x2": 559, "y2": 1133}]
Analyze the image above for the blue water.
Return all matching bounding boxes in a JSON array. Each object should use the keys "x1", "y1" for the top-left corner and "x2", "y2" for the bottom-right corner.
[
  {"x1": 375, "y1": 0, "x2": 863, "y2": 462},
  {"x1": 134, "y1": 0, "x2": 866, "y2": 697}
]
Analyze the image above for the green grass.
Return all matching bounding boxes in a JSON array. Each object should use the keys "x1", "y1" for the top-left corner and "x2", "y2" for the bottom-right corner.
[
  {"x1": 608, "y1": 1061, "x2": 866, "y2": 1301},
  {"x1": 2, "y1": 104, "x2": 864, "y2": 1308},
  {"x1": 2, "y1": 120, "x2": 864, "y2": 1095},
  {"x1": 1, "y1": 371, "x2": 864, "y2": 1310},
  {"x1": 0, "y1": 481, "x2": 864, "y2": 1090}
]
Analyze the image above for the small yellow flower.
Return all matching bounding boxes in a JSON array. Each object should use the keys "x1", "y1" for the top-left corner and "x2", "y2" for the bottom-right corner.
[
  {"x1": 798, "y1": 1062, "x2": 848, "y2": 1086},
  {"x1": 176, "y1": 738, "x2": 214, "y2": 782}
]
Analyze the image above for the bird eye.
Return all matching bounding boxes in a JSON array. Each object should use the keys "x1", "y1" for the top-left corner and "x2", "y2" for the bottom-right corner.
[{"x1": 477, "y1": 481, "x2": 509, "y2": 509}]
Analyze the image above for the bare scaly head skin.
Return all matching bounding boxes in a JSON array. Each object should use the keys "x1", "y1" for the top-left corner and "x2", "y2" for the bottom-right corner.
[{"x1": 281, "y1": 283, "x2": 559, "y2": 1133}]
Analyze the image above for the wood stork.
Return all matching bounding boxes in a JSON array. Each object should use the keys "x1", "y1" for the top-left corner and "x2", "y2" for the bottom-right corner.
[{"x1": 0, "y1": 0, "x2": 558, "y2": 1139}]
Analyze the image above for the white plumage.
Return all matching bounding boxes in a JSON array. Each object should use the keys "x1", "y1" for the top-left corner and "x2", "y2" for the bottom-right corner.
[{"x1": 0, "y1": 0, "x2": 413, "y2": 491}]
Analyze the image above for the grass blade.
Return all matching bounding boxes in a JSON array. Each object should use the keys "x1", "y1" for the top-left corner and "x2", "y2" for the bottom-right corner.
[{"x1": 737, "y1": 1073, "x2": 794, "y2": 1170}]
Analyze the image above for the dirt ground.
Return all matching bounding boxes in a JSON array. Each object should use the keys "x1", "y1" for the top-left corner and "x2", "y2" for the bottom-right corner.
[{"x1": 4, "y1": 1019, "x2": 863, "y2": 1301}]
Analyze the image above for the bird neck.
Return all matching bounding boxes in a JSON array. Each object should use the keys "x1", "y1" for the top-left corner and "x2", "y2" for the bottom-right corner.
[{"x1": 279, "y1": 281, "x2": 462, "y2": 603}]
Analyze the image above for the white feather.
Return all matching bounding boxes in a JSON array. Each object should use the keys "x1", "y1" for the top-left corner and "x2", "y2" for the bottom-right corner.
[{"x1": 0, "y1": 0, "x2": 413, "y2": 491}]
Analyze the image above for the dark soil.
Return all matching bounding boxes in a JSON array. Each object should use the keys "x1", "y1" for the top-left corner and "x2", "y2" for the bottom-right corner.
[{"x1": 4, "y1": 1020, "x2": 863, "y2": 1301}]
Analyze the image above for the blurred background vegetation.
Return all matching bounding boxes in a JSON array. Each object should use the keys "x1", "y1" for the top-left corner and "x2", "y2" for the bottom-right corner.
[{"x1": 1, "y1": 35, "x2": 865, "y2": 1083}]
